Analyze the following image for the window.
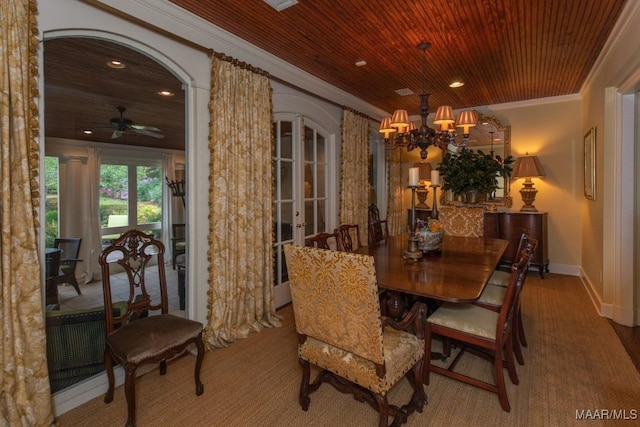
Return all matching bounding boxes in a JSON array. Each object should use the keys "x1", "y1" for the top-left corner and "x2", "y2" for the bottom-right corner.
[
  {"x1": 44, "y1": 156, "x2": 60, "y2": 247},
  {"x1": 100, "y1": 161, "x2": 163, "y2": 243}
]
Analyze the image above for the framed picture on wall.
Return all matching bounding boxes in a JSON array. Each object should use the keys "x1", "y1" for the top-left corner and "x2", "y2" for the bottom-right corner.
[{"x1": 584, "y1": 127, "x2": 596, "y2": 200}]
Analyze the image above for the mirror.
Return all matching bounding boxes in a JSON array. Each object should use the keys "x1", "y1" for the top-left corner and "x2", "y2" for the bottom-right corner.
[{"x1": 444, "y1": 111, "x2": 512, "y2": 207}]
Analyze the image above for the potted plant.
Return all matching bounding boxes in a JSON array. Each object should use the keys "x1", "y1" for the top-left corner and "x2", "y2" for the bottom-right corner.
[{"x1": 437, "y1": 148, "x2": 513, "y2": 203}]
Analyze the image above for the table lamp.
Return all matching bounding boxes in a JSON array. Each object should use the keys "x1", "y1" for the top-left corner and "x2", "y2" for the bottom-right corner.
[
  {"x1": 512, "y1": 154, "x2": 546, "y2": 212},
  {"x1": 413, "y1": 162, "x2": 432, "y2": 208}
]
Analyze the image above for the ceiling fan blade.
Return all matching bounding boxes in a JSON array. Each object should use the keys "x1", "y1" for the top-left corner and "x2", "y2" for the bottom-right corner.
[
  {"x1": 111, "y1": 130, "x2": 124, "y2": 139},
  {"x1": 131, "y1": 124, "x2": 162, "y2": 132},
  {"x1": 130, "y1": 128, "x2": 164, "y2": 139}
]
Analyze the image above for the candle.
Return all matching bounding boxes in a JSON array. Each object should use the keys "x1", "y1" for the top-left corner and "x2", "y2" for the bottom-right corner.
[
  {"x1": 409, "y1": 167, "x2": 419, "y2": 186},
  {"x1": 431, "y1": 170, "x2": 440, "y2": 186}
]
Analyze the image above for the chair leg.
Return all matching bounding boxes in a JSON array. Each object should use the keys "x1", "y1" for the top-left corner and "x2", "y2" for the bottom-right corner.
[
  {"x1": 194, "y1": 337, "x2": 205, "y2": 396},
  {"x1": 504, "y1": 334, "x2": 519, "y2": 386},
  {"x1": 374, "y1": 394, "x2": 390, "y2": 427},
  {"x1": 493, "y1": 347, "x2": 511, "y2": 412},
  {"x1": 424, "y1": 324, "x2": 433, "y2": 384},
  {"x1": 104, "y1": 351, "x2": 115, "y2": 404},
  {"x1": 124, "y1": 366, "x2": 138, "y2": 427},
  {"x1": 517, "y1": 307, "x2": 528, "y2": 347},
  {"x1": 299, "y1": 359, "x2": 311, "y2": 411},
  {"x1": 70, "y1": 276, "x2": 82, "y2": 295}
]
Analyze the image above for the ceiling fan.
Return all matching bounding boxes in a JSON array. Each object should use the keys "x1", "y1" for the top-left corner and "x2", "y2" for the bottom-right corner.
[{"x1": 109, "y1": 106, "x2": 164, "y2": 139}]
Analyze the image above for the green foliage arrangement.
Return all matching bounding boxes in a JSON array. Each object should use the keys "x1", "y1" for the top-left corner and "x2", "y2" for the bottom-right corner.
[{"x1": 437, "y1": 148, "x2": 514, "y2": 197}]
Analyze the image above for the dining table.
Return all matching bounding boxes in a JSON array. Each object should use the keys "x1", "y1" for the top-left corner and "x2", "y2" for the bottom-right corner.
[{"x1": 355, "y1": 233, "x2": 509, "y2": 319}]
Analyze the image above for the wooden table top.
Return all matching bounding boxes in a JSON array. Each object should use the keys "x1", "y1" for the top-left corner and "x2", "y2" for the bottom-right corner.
[{"x1": 356, "y1": 234, "x2": 509, "y2": 303}]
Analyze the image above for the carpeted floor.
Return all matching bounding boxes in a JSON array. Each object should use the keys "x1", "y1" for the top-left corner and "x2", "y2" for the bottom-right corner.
[{"x1": 56, "y1": 273, "x2": 640, "y2": 427}]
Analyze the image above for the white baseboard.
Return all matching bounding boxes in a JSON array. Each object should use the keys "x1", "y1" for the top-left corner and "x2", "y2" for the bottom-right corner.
[{"x1": 548, "y1": 263, "x2": 581, "y2": 276}]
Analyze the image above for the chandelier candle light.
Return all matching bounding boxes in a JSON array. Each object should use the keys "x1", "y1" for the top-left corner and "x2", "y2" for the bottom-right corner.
[
  {"x1": 379, "y1": 41, "x2": 478, "y2": 160},
  {"x1": 405, "y1": 167, "x2": 423, "y2": 261}
]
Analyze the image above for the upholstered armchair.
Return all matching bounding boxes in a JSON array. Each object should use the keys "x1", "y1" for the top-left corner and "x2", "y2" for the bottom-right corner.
[{"x1": 284, "y1": 244, "x2": 427, "y2": 427}]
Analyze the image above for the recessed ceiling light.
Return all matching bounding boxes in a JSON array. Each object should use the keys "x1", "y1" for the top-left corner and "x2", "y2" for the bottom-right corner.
[
  {"x1": 355, "y1": 59, "x2": 367, "y2": 67},
  {"x1": 395, "y1": 88, "x2": 414, "y2": 96},
  {"x1": 158, "y1": 90, "x2": 174, "y2": 97},
  {"x1": 83, "y1": 129, "x2": 93, "y2": 135},
  {"x1": 449, "y1": 81, "x2": 464, "y2": 88},
  {"x1": 107, "y1": 60, "x2": 125, "y2": 69}
]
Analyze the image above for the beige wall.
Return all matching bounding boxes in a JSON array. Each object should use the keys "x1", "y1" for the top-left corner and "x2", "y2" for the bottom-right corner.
[
  {"x1": 581, "y1": 0, "x2": 640, "y2": 324},
  {"x1": 400, "y1": 98, "x2": 583, "y2": 273}
]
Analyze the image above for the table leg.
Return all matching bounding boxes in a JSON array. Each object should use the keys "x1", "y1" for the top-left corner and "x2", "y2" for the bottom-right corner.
[{"x1": 386, "y1": 290, "x2": 406, "y2": 320}]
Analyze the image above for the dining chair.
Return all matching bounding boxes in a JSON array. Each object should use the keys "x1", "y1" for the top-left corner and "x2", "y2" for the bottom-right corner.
[
  {"x1": 424, "y1": 240, "x2": 534, "y2": 412},
  {"x1": 284, "y1": 244, "x2": 427, "y2": 426},
  {"x1": 368, "y1": 219, "x2": 389, "y2": 245},
  {"x1": 368, "y1": 203, "x2": 381, "y2": 223},
  {"x1": 54, "y1": 237, "x2": 83, "y2": 295},
  {"x1": 304, "y1": 232, "x2": 339, "y2": 250},
  {"x1": 334, "y1": 223, "x2": 363, "y2": 252},
  {"x1": 171, "y1": 223, "x2": 186, "y2": 270},
  {"x1": 474, "y1": 235, "x2": 538, "y2": 366},
  {"x1": 438, "y1": 206, "x2": 484, "y2": 237},
  {"x1": 99, "y1": 229, "x2": 205, "y2": 427}
]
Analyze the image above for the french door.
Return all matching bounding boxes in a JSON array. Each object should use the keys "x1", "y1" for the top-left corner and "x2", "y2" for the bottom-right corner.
[{"x1": 272, "y1": 113, "x2": 331, "y2": 307}]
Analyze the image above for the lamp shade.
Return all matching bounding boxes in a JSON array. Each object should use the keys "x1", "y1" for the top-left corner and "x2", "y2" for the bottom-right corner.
[
  {"x1": 433, "y1": 105, "x2": 454, "y2": 125},
  {"x1": 413, "y1": 162, "x2": 432, "y2": 181},
  {"x1": 390, "y1": 109, "x2": 410, "y2": 131},
  {"x1": 455, "y1": 110, "x2": 478, "y2": 135},
  {"x1": 379, "y1": 117, "x2": 394, "y2": 138},
  {"x1": 512, "y1": 155, "x2": 546, "y2": 179}
]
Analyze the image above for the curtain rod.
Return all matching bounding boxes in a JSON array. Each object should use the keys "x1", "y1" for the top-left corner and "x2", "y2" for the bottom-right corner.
[{"x1": 79, "y1": 0, "x2": 366, "y2": 115}]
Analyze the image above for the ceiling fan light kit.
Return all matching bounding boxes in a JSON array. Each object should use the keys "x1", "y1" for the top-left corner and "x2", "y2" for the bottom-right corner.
[{"x1": 108, "y1": 106, "x2": 164, "y2": 139}]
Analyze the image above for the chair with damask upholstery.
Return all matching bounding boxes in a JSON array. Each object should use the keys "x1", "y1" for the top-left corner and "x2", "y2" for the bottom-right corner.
[
  {"x1": 284, "y1": 244, "x2": 427, "y2": 427},
  {"x1": 99, "y1": 229, "x2": 205, "y2": 427},
  {"x1": 334, "y1": 223, "x2": 363, "y2": 252},
  {"x1": 438, "y1": 206, "x2": 485, "y2": 237}
]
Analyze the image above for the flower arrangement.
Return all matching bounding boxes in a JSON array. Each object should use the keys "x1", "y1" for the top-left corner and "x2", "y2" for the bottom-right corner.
[
  {"x1": 415, "y1": 219, "x2": 444, "y2": 252},
  {"x1": 416, "y1": 218, "x2": 443, "y2": 233}
]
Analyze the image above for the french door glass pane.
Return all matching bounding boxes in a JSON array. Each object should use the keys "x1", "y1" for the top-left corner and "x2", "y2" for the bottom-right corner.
[
  {"x1": 136, "y1": 165, "x2": 162, "y2": 226},
  {"x1": 44, "y1": 156, "x2": 59, "y2": 247},
  {"x1": 100, "y1": 164, "x2": 129, "y2": 228}
]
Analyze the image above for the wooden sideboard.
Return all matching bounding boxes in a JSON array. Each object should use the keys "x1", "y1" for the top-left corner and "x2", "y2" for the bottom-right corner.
[{"x1": 483, "y1": 211, "x2": 549, "y2": 278}]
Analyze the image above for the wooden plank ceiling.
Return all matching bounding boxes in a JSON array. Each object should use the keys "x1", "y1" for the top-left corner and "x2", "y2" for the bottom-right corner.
[{"x1": 44, "y1": 0, "x2": 627, "y2": 149}]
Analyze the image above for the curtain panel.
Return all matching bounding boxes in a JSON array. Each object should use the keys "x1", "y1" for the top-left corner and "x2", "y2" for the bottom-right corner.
[
  {"x1": 386, "y1": 148, "x2": 404, "y2": 235},
  {"x1": 338, "y1": 109, "x2": 369, "y2": 238},
  {"x1": 203, "y1": 56, "x2": 281, "y2": 349},
  {"x1": 0, "y1": 0, "x2": 56, "y2": 425}
]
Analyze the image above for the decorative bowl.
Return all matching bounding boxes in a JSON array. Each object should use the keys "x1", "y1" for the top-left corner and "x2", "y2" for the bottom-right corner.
[{"x1": 416, "y1": 229, "x2": 444, "y2": 252}]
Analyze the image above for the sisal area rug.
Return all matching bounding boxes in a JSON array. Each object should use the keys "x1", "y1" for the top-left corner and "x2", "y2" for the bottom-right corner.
[{"x1": 56, "y1": 273, "x2": 640, "y2": 426}]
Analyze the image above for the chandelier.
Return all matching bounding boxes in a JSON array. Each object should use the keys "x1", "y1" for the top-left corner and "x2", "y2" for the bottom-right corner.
[{"x1": 379, "y1": 41, "x2": 478, "y2": 160}]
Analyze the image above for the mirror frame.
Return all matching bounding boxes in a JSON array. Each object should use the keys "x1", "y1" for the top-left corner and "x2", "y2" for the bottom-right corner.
[
  {"x1": 441, "y1": 111, "x2": 512, "y2": 208},
  {"x1": 475, "y1": 112, "x2": 512, "y2": 208}
]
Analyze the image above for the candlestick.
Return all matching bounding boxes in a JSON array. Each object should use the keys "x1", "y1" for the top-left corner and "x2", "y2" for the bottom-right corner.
[
  {"x1": 404, "y1": 185, "x2": 423, "y2": 261},
  {"x1": 430, "y1": 184, "x2": 440, "y2": 219}
]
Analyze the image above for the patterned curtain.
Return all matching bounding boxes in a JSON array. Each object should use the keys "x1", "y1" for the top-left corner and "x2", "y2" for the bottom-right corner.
[
  {"x1": 386, "y1": 148, "x2": 404, "y2": 235},
  {"x1": 203, "y1": 55, "x2": 281, "y2": 349},
  {"x1": 1, "y1": 1, "x2": 55, "y2": 425},
  {"x1": 339, "y1": 109, "x2": 369, "y2": 238}
]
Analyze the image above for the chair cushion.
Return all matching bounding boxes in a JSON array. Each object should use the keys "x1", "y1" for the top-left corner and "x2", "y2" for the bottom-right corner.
[
  {"x1": 299, "y1": 326, "x2": 423, "y2": 395},
  {"x1": 175, "y1": 242, "x2": 186, "y2": 250},
  {"x1": 488, "y1": 269, "x2": 510, "y2": 287},
  {"x1": 476, "y1": 284, "x2": 506, "y2": 307},
  {"x1": 428, "y1": 303, "x2": 499, "y2": 340},
  {"x1": 107, "y1": 314, "x2": 203, "y2": 365}
]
